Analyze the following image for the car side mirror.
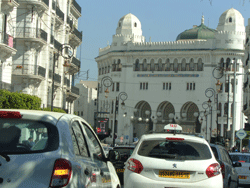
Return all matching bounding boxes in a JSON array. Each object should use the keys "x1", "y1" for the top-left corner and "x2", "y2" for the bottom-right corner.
[
  {"x1": 108, "y1": 150, "x2": 120, "y2": 161},
  {"x1": 233, "y1": 162, "x2": 242, "y2": 168}
]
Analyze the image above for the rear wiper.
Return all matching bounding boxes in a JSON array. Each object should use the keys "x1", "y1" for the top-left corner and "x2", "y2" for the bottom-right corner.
[{"x1": 0, "y1": 153, "x2": 10, "y2": 162}]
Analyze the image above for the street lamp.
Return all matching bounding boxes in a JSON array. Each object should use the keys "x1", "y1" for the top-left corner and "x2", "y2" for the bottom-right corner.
[{"x1": 113, "y1": 92, "x2": 128, "y2": 146}]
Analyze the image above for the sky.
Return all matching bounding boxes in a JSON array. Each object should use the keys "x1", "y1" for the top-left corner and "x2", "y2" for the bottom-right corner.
[{"x1": 75, "y1": 0, "x2": 250, "y2": 84}]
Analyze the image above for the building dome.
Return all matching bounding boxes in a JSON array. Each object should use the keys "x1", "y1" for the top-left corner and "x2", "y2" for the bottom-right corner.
[
  {"x1": 176, "y1": 16, "x2": 216, "y2": 41},
  {"x1": 217, "y1": 8, "x2": 244, "y2": 32},
  {"x1": 116, "y1": 13, "x2": 142, "y2": 36}
]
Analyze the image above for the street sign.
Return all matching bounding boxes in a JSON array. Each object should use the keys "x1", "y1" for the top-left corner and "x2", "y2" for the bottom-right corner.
[{"x1": 236, "y1": 129, "x2": 247, "y2": 140}]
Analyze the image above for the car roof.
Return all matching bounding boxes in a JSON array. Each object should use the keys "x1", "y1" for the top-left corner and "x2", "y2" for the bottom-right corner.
[
  {"x1": 229, "y1": 152, "x2": 250, "y2": 156},
  {"x1": 140, "y1": 133, "x2": 207, "y2": 143},
  {"x1": 0, "y1": 109, "x2": 90, "y2": 126}
]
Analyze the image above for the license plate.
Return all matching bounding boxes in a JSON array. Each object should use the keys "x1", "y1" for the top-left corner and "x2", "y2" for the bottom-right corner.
[
  {"x1": 116, "y1": 168, "x2": 125, "y2": 173},
  {"x1": 239, "y1": 176, "x2": 247, "y2": 179},
  {"x1": 159, "y1": 170, "x2": 190, "y2": 179}
]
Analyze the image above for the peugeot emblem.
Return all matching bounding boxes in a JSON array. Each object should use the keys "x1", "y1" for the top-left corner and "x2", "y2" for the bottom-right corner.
[{"x1": 173, "y1": 163, "x2": 177, "y2": 168}]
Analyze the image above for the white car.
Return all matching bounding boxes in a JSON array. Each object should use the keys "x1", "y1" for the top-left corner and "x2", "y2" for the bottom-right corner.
[
  {"x1": 123, "y1": 124, "x2": 223, "y2": 188},
  {"x1": 229, "y1": 152, "x2": 250, "y2": 187},
  {"x1": 0, "y1": 109, "x2": 120, "y2": 188}
]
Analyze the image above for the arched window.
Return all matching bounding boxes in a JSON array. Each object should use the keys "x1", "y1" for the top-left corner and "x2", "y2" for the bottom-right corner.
[
  {"x1": 150, "y1": 59, "x2": 155, "y2": 71},
  {"x1": 190, "y1": 58, "x2": 194, "y2": 71},
  {"x1": 117, "y1": 59, "x2": 122, "y2": 71},
  {"x1": 135, "y1": 59, "x2": 140, "y2": 71},
  {"x1": 99, "y1": 68, "x2": 101, "y2": 75},
  {"x1": 197, "y1": 58, "x2": 203, "y2": 71},
  {"x1": 229, "y1": 17, "x2": 232, "y2": 23},
  {"x1": 220, "y1": 58, "x2": 224, "y2": 68},
  {"x1": 158, "y1": 59, "x2": 163, "y2": 71},
  {"x1": 173, "y1": 59, "x2": 178, "y2": 72},
  {"x1": 102, "y1": 67, "x2": 104, "y2": 74},
  {"x1": 134, "y1": 22, "x2": 137, "y2": 27},
  {"x1": 105, "y1": 66, "x2": 107, "y2": 74},
  {"x1": 112, "y1": 60, "x2": 116, "y2": 71},
  {"x1": 181, "y1": 59, "x2": 186, "y2": 71},
  {"x1": 226, "y1": 58, "x2": 231, "y2": 70},
  {"x1": 165, "y1": 59, "x2": 170, "y2": 71},
  {"x1": 143, "y1": 59, "x2": 147, "y2": 71}
]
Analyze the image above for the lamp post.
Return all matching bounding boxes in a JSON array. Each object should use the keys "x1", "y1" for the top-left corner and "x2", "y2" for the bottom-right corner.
[
  {"x1": 202, "y1": 101, "x2": 209, "y2": 140},
  {"x1": 113, "y1": 92, "x2": 128, "y2": 146},
  {"x1": 51, "y1": 52, "x2": 59, "y2": 111}
]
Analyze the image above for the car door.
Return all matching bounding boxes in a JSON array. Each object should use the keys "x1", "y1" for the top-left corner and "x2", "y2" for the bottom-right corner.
[
  {"x1": 79, "y1": 121, "x2": 113, "y2": 188},
  {"x1": 70, "y1": 121, "x2": 97, "y2": 188},
  {"x1": 219, "y1": 147, "x2": 238, "y2": 186}
]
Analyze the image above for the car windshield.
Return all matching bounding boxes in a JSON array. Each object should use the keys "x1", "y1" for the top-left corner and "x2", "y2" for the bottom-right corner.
[
  {"x1": 0, "y1": 119, "x2": 59, "y2": 154},
  {"x1": 230, "y1": 154, "x2": 250, "y2": 163},
  {"x1": 113, "y1": 147, "x2": 135, "y2": 162},
  {"x1": 138, "y1": 139, "x2": 212, "y2": 160}
]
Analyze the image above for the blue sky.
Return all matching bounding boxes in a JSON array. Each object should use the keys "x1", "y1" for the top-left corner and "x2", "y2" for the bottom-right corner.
[{"x1": 75, "y1": 0, "x2": 250, "y2": 83}]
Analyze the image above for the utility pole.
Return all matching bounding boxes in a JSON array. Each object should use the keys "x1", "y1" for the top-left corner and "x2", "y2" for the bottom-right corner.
[
  {"x1": 51, "y1": 52, "x2": 58, "y2": 111},
  {"x1": 231, "y1": 60, "x2": 237, "y2": 148}
]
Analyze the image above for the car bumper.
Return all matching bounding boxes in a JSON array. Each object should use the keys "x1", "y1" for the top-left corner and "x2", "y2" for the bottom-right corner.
[{"x1": 124, "y1": 172, "x2": 223, "y2": 188}]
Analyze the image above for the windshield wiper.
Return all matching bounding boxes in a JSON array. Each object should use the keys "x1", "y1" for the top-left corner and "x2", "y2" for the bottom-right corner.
[{"x1": 0, "y1": 153, "x2": 10, "y2": 162}]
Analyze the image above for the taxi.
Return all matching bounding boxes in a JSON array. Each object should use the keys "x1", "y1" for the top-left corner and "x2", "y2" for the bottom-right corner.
[{"x1": 123, "y1": 124, "x2": 223, "y2": 188}]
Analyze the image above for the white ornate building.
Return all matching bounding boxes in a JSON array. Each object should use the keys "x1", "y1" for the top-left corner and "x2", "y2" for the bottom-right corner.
[
  {"x1": 96, "y1": 8, "x2": 246, "y2": 145},
  {"x1": 0, "y1": 0, "x2": 82, "y2": 113}
]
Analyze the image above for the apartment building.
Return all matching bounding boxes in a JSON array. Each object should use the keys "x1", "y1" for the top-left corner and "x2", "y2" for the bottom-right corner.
[{"x1": 0, "y1": 0, "x2": 82, "y2": 113}]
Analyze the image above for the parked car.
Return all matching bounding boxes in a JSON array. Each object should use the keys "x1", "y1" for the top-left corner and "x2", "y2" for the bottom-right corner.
[
  {"x1": 229, "y1": 152, "x2": 250, "y2": 187},
  {"x1": 109, "y1": 145, "x2": 135, "y2": 185},
  {"x1": 210, "y1": 143, "x2": 241, "y2": 188},
  {"x1": 0, "y1": 109, "x2": 120, "y2": 188},
  {"x1": 121, "y1": 124, "x2": 223, "y2": 188}
]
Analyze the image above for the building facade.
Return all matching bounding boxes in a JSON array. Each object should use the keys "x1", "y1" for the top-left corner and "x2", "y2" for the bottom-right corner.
[
  {"x1": 0, "y1": 0, "x2": 82, "y2": 113},
  {"x1": 0, "y1": 0, "x2": 19, "y2": 91},
  {"x1": 96, "y1": 8, "x2": 246, "y2": 146},
  {"x1": 74, "y1": 80, "x2": 98, "y2": 127}
]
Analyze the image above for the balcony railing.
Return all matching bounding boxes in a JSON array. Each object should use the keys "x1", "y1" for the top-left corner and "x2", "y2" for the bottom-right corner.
[
  {"x1": 71, "y1": 86, "x2": 79, "y2": 95},
  {"x1": 15, "y1": 27, "x2": 47, "y2": 42},
  {"x1": 13, "y1": 64, "x2": 46, "y2": 78},
  {"x1": 16, "y1": 0, "x2": 49, "y2": 7},
  {"x1": 72, "y1": 0, "x2": 81, "y2": 14},
  {"x1": 72, "y1": 56, "x2": 81, "y2": 68},
  {"x1": 56, "y1": 7, "x2": 64, "y2": 21},
  {"x1": 72, "y1": 27, "x2": 82, "y2": 41}
]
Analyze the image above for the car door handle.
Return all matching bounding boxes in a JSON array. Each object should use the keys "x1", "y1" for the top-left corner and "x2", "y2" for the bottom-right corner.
[{"x1": 84, "y1": 168, "x2": 90, "y2": 176}]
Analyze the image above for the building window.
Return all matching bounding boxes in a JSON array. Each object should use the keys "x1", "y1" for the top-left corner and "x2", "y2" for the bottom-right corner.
[
  {"x1": 99, "y1": 68, "x2": 101, "y2": 75},
  {"x1": 116, "y1": 82, "x2": 120, "y2": 92},
  {"x1": 187, "y1": 82, "x2": 195, "y2": 90},
  {"x1": 112, "y1": 83, "x2": 114, "y2": 92},
  {"x1": 163, "y1": 82, "x2": 171, "y2": 90},
  {"x1": 229, "y1": 17, "x2": 232, "y2": 23},
  {"x1": 140, "y1": 82, "x2": 148, "y2": 90},
  {"x1": 81, "y1": 111, "x2": 83, "y2": 116},
  {"x1": 134, "y1": 22, "x2": 137, "y2": 27}
]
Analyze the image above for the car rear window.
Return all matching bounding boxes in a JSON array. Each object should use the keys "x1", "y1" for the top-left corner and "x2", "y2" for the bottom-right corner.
[
  {"x1": 0, "y1": 119, "x2": 59, "y2": 154},
  {"x1": 138, "y1": 139, "x2": 212, "y2": 160},
  {"x1": 230, "y1": 154, "x2": 250, "y2": 163}
]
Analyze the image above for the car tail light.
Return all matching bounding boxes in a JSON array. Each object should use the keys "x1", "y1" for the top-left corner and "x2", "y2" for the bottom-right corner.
[
  {"x1": 206, "y1": 163, "x2": 221, "y2": 178},
  {"x1": 238, "y1": 160, "x2": 245, "y2": 163},
  {"x1": 127, "y1": 158, "x2": 143, "y2": 174},
  {"x1": 50, "y1": 159, "x2": 72, "y2": 187},
  {"x1": 0, "y1": 111, "x2": 22, "y2": 119},
  {"x1": 166, "y1": 137, "x2": 184, "y2": 141},
  {"x1": 91, "y1": 173, "x2": 96, "y2": 183},
  {"x1": 220, "y1": 162, "x2": 225, "y2": 178}
]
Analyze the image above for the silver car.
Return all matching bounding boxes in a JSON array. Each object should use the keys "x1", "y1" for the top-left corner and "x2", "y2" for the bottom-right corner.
[{"x1": 0, "y1": 109, "x2": 120, "y2": 188}]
